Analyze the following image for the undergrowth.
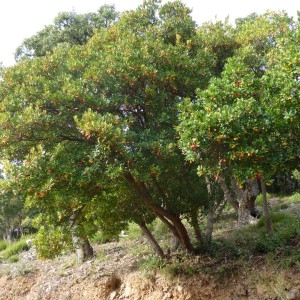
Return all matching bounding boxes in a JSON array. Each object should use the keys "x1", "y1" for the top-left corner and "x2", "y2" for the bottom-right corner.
[
  {"x1": 135, "y1": 194, "x2": 300, "y2": 280},
  {"x1": 0, "y1": 239, "x2": 29, "y2": 261}
]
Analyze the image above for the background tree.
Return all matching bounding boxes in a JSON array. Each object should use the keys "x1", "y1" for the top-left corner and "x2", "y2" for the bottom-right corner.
[{"x1": 15, "y1": 5, "x2": 119, "y2": 61}]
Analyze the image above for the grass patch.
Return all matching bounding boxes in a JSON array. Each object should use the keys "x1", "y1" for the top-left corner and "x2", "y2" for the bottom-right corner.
[
  {"x1": 282, "y1": 192, "x2": 300, "y2": 203},
  {"x1": 0, "y1": 239, "x2": 29, "y2": 260},
  {"x1": 126, "y1": 222, "x2": 143, "y2": 240},
  {"x1": 256, "y1": 193, "x2": 273, "y2": 206},
  {"x1": 7, "y1": 255, "x2": 19, "y2": 263},
  {"x1": 0, "y1": 240, "x2": 8, "y2": 251}
]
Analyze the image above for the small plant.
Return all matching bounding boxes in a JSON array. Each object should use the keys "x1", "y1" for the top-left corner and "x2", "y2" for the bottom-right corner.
[
  {"x1": 163, "y1": 260, "x2": 198, "y2": 278},
  {"x1": 7, "y1": 254, "x2": 19, "y2": 263},
  {"x1": 0, "y1": 239, "x2": 29, "y2": 260},
  {"x1": 0, "y1": 240, "x2": 8, "y2": 251},
  {"x1": 138, "y1": 254, "x2": 168, "y2": 273}
]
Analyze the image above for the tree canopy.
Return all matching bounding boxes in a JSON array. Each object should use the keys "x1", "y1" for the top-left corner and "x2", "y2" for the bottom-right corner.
[{"x1": 0, "y1": 1, "x2": 299, "y2": 259}]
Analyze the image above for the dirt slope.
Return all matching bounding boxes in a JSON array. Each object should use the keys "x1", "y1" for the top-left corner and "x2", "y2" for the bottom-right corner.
[{"x1": 1, "y1": 237, "x2": 300, "y2": 300}]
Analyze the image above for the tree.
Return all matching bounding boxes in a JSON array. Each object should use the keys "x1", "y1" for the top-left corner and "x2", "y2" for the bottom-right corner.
[
  {"x1": 0, "y1": 0, "x2": 214, "y2": 256},
  {"x1": 177, "y1": 11, "x2": 297, "y2": 230},
  {"x1": 15, "y1": 5, "x2": 119, "y2": 61},
  {"x1": 0, "y1": 161, "x2": 25, "y2": 242}
]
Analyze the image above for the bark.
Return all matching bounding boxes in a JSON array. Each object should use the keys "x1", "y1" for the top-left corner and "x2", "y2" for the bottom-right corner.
[
  {"x1": 138, "y1": 222, "x2": 165, "y2": 258},
  {"x1": 164, "y1": 212, "x2": 194, "y2": 253},
  {"x1": 204, "y1": 176, "x2": 214, "y2": 244},
  {"x1": 124, "y1": 172, "x2": 195, "y2": 254},
  {"x1": 231, "y1": 178, "x2": 250, "y2": 226},
  {"x1": 205, "y1": 211, "x2": 214, "y2": 243},
  {"x1": 190, "y1": 210, "x2": 202, "y2": 246},
  {"x1": 261, "y1": 176, "x2": 273, "y2": 235},
  {"x1": 217, "y1": 177, "x2": 239, "y2": 213},
  {"x1": 70, "y1": 215, "x2": 93, "y2": 262},
  {"x1": 71, "y1": 232, "x2": 94, "y2": 262}
]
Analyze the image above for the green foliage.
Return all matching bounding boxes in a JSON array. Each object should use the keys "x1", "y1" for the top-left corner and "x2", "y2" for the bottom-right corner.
[
  {"x1": 293, "y1": 170, "x2": 300, "y2": 181},
  {"x1": 33, "y1": 225, "x2": 73, "y2": 259},
  {"x1": 255, "y1": 193, "x2": 272, "y2": 206},
  {"x1": 91, "y1": 231, "x2": 119, "y2": 244},
  {"x1": 256, "y1": 212, "x2": 292, "y2": 229},
  {"x1": 126, "y1": 223, "x2": 143, "y2": 240},
  {"x1": 0, "y1": 2, "x2": 299, "y2": 260},
  {"x1": 0, "y1": 240, "x2": 29, "y2": 260},
  {"x1": 0, "y1": 240, "x2": 8, "y2": 251},
  {"x1": 15, "y1": 5, "x2": 119, "y2": 61},
  {"x1": 177, "y1": 11, "x2": 298, "y2": 185},
  {"x1": 7, "y1": 255, "x2": 19, "y2": 263}
]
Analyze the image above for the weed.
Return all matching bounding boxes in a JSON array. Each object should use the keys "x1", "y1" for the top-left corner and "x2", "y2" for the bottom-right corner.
[{"x1": 138, "y1": 254, "x2": 168, "y2": 273}]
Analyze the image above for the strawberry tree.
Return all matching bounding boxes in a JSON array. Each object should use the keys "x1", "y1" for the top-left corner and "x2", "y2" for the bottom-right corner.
[
  {"x1": 177, "y1": 12, "x2": 296, "y2": 230},
  {"x1": 0, "y1": 0, "x2": 215, "y2": 256}
]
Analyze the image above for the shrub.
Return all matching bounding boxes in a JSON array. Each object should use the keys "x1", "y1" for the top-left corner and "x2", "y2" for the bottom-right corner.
[{"x1": 34, "y1": 226, "x2": 72, "y2": 259}]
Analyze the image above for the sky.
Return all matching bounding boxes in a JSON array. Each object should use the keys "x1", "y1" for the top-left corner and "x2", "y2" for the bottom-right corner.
[{"x1": 0, "y1": 0, "x2": 299, "y2": 67}]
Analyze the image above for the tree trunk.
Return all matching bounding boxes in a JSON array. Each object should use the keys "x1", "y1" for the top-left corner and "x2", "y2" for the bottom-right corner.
[
  {"x1": 124, "y1": 172, "x2": 195, "y2": 254},
  {"x1": 205, "y1": 210, "x2": 214, "y2": 243},
  {"x1": 138, "y1": 222, "x2": 165, "y2": 258},
  {"x1": 204, "y1": 176, "x2": 214, "y2": 244},
  {"x1": 190, "y1": 210, "x2": 202, "y2": 246},
  {"x1": 156, "y1": 211, "x2": 194, "y2": 253},
  {"x1": 70, "y1": 215, "x2": 93, "y2": 262},
  {"x1": 71, "y1": 233, "x2": 94, "y2": 262},
  {"x1": 231, "y1": 178, "x2": 250, "y2": 226},
  {"x1": 217, "y1": 177, "x2": 239, "y2": 213},
  {"x1": 261, "y1": 176, "x2": 273, "y2": 235}
]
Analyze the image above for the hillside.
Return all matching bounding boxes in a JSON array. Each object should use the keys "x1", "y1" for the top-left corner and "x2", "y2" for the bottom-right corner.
[{"x1": 0, "y1": 198, "x2": 300, "y2": 300}]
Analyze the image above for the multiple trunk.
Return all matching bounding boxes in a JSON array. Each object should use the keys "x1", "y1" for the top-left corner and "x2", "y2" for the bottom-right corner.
[
  {"x1": 138, "y1": 222, "x2": 165, "y2": 257},
  {"x1": 124, "y1": 171, "x2": 273, "y2": 258},
  {"x1": 218, "y1": 176, "x2": 271, "y2": 228},
  {"x1": 125, "y1": 172, "x2": 196, "y2": 255}
]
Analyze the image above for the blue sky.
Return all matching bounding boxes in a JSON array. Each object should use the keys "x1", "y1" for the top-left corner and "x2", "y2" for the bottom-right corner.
[{"x1": 0, "y1": 0, "x2": 298, "y2": 66}]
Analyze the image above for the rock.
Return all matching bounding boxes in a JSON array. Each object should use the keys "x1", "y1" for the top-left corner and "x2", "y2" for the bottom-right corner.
[
  {"x1": 286, "y1": 286, "x2": 300, "y2": 300},
  {"x1": 235, "y1": 283, "x2": 248, "y2": 296}
]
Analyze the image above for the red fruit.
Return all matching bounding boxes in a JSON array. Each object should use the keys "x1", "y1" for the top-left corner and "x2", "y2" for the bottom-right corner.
[{"x1": 190, "y1": 144, "x2": 198, "y2": 151}]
